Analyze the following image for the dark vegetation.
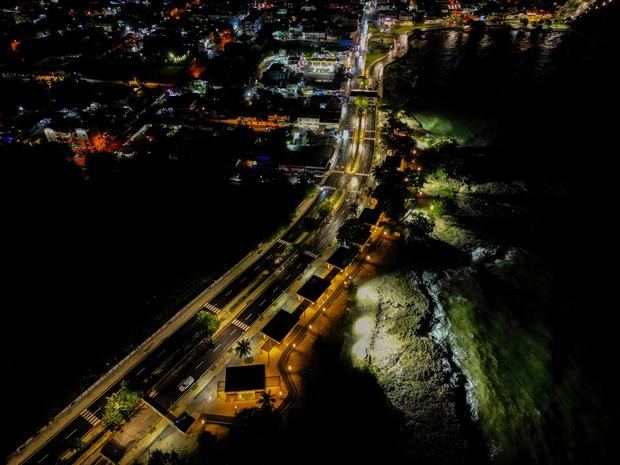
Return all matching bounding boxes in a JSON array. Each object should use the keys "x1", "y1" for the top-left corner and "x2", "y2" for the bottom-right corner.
[{"x1": 0, "y1": 132, "x2": 308, "y2": 456}]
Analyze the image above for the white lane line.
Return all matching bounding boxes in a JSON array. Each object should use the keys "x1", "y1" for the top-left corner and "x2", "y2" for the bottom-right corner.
[
  {"x1": 272, "y1": 287, "x2": 279, "y2": 294},
  {"x1": 195, "y1": 360, "x2": 204, "y2": 369},
  {"x1": 92, "y1": 407, "x2": 102, "y2": 415},
  {"x1": 136, "y1": 368, "x2": 146, "y2": 376},
  {"x1": 64, "y1": 429, "x2": 78, "y2": 440},
  {"x1": 240, "y1": 277, "x2": 247, "y2": 283},
  {"x1": 224, "y1": 289, "x2": 232, "y2": 296},
  {"x1": 214, "y1": 343, "x2": 222, "y2": 351},
  {"x1": 244, "y1": 313, "x2": 254, "y2": 321},
  {"x1": 229, "y1": 328, "x2": 236, "y2": 336},
  {"x1": 260, "y1": 299, "x2": 267, "y2": 306},
  {"x1": 37, "y1": 454, "x2": 50, "y2": 463}
]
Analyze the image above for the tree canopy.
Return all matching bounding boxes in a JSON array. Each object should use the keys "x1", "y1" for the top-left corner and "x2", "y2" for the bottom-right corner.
[
  {"x1": 196, "y1": 310, "x2": 220, "y2": 340},
  {"x1": 102, "y1": 382, "x2": 141, "y2": 428}
]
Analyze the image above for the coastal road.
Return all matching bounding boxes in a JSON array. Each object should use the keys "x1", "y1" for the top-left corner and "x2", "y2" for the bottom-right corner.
[{"x1": 12, "y1": 8, "x2": 379, "y2": 465}]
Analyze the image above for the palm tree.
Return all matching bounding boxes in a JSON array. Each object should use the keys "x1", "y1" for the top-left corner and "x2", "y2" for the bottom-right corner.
[
  {"x1": 257, "y1": 390, "x2": 276, "y2": 411},
  {"x1": 235, "y1": 338, "x2": 251, "y2": 359}
]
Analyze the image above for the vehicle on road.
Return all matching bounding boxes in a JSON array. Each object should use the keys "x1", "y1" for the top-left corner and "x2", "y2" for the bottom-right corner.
[{"x1": 178, "y1": 376, "x2": 194, "y2": 392}]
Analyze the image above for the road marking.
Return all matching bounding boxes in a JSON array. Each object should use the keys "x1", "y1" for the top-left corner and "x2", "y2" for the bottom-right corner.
[
  {"x1": 80, "y1": 409, "x2": 100, "y2": 426},
  {"x1": 244, "y1": 312, "x2": 254, "y2": 321},
  {"x1": 240, "y1": 276, "x2": 247, "y2": 283},
  {"x1": 260, "y1": 299, "x2": 267, "y2": 306},
  {"x1": 196, "y1": 361, "x2": 204, "y2": 369},
  {"x1": 231, "y1": 319, "x2": 250, "y2": 332},
  {"x1": 136, "y1": 368, "x2": 146, "y2": 377},
  {"x1": 224, "y1": 289, "x2": 232, "y2": 296},
  {"x1": 37, "y1": 454, "x2": 49, "y2": 463},
  {"x1": 64, "y1": 429, "x2": 78, "y2": 440},
  {"x1": 272, "y1": 287, "x2": 279, "y2": 293},
  {"x1": 203, "y1": 303, "x2": 221, "y2": 314},
  {"x1": 156, "y1": 349, "x2": 166, "y2": 358},
  {"x1": 213, "y1": 343, "x2": 222, "y2": 351}
]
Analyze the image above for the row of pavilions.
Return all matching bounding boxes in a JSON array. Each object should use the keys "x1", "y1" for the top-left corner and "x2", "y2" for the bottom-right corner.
[{"x1": 218, "y1": 207, "x2": 382, "y2": 401}]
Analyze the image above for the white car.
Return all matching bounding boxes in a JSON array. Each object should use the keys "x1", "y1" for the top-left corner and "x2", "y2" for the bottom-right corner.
[{"x1": 178, "y1": 376, "x2": 195, "y2": 392}]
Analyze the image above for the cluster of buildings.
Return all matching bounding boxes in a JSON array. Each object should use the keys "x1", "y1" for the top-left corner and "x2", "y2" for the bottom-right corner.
[
  {"x1": 1, "y1": 0, "x2": 373, "y2": 177},
  {"x1": 0, "y1": 0, "x2": 540, "y2": 173}
]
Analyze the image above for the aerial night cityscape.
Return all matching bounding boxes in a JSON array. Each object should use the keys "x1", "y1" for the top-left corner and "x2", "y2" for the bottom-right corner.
[{"x1": 0, "y1": 0, "x2": 615, "y2": 464}]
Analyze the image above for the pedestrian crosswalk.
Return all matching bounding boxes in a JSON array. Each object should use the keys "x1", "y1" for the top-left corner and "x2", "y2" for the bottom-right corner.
[
  {"x1": 304, "y1": 250, "x2": 319, "y2": 259},
  {"x1": 330, "y1": 169, "x2": 370, "y2": 177},
  {"x1": 322, "y1": 186, "x2": 361, "y2": 194},
  {"x1": 231, "y1": 319, "x2": 250, "y2": 332},
  {"x1": 277, "y1": 239, "x2": 291, "y2": 246},
  {"x1": 203, "y1": 303, "x2": 221, "y2": 314},
  {"x1": 80, "y1": 409, "x2": 101, "y2": 427}
]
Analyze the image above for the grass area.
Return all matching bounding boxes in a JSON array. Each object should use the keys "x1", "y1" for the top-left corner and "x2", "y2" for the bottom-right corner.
[
  {"x1": 392, "y1": 26, "x2": 417, "y2": 34},
  {"x1": 365, "y1": 50, "x2": 385, "y2": 68}
]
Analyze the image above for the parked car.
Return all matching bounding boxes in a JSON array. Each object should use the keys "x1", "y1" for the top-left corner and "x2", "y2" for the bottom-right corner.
[{"x1": 178, "y1": 376, "x2": 195, "y2": 392}]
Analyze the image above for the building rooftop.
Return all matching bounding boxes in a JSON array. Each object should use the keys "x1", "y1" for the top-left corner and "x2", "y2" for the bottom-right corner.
[
  {"x1": 262, "y1": 309, "x2": 299, "y2": 343},
  {"x1": 224, "y1": 364, "x2": 265, "y2": 393},
  {"x1": 358, "y1": 207, "x2": 381, "y2": 226},
  {"x1": 327, "y1": 246, "x2": 357, "y2": 270},
  {"x1": 297, "y1": 275, "x2": 331, "y2": 303},
  {"x1": 349, "y1": 222, "x2": 372, "y2": 247}
]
